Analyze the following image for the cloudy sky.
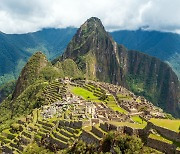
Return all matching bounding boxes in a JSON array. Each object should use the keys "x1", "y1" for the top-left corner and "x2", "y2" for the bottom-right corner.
[{"x1": 0, "y1": 0, "x2": 180, "y2": 34}]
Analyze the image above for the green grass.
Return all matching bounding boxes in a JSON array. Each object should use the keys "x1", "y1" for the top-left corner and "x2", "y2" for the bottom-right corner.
[
  {"x1": 117, "y1": 94, "x2": 133, "y2": 101},
  {"x1": 150, "y1": 118, "x2": 180, "y2": 132},
  {"x1": 106, "y1": 96, "x2": 128, "y2": 114},
  {"x1": 71, "y1": 86, "x2": 128, "y2": 113},
  {"x1": 70, "y1": 86, "x2": 101, "y2": 102},
  {"x1": 108, "y1": 121, "x2": 147, "y2": 129},
  {"x1": 32, "y1": 109, "x2": 38, "y2": 124},
  {"x1": 94, "y1": 124, "x2": 107, "y2": 134},
  {"x1": 131, "y1": 116, "x2": 146, "y2": 125},
  {"x1": 108, "y1": 103, "x2": 128, "y2": 114},
  {"x1": 149, "y1": 133, "x2": 172, "y2": 144},
  {"x1": 83, "y1": 126, "x2": 92, "y2": 131}
]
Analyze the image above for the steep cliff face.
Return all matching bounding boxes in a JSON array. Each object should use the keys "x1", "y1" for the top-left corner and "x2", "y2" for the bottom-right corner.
[
  {"x1": 126, "y1": 50, "x2": 180, "y2": 116},
  {"x1": 56, "y1": 17, "x2": 180, "y2": 117},
  {"x1": 111, "y1": 30, "x2": 180, "y2": 78},
  {"x1": 12, "y1": 52, "x2": 48, "y2": 99},
  {"x1": 62, "y1": 17, "x2": 127, "y2": 85}
]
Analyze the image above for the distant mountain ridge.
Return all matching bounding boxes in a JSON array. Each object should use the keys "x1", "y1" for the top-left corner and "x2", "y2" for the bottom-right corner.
[
  {"x1": 111, "y1": 29, "x2": 180, "y2": 78},
  {"x1": 0, "y1": 26, "x2": 180, "y2": 87},
  {"x1": 0, "y1": 28, "x2": 76, "y2": 85}
]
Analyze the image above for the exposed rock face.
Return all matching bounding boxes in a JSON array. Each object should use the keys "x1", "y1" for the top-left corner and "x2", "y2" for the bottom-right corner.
[
  {"x1": 12, "y1": 52, "x2": 48, "y2": 99},
  {"x1": 126, "y1": 50, "x2": 180, "y2": 116},
  {"x1": 62, "y1": 17, "x2": 127, "y2": 85},
  {"x1": 56, "y1": 17, "x2": 180, "y2": 117}
]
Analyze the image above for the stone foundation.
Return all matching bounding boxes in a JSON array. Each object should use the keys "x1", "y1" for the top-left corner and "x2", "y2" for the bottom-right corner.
[
  {"x1": 147, "y1": 137, "x2": 176, "y2": 154},
  {"x1": 147, "y1": 122, "x2": 180, "y2": 142},
  {"x1": 91, "y1": 126, "x2": 105, "y2": 138},
  {"x1": 80, "y1": 130, "x2": 101, "y2": 145}
]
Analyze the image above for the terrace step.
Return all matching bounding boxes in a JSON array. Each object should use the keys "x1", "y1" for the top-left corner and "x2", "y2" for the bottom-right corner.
[
  {"x1": 2, "y1": 138, "x2": 12, "y2": 144},
  {"x1": 18, "y1": 144, "x2": 26, "y2": 152},
  {"x1": 39, "y1": 127, "x2": 50, "y2": 134},
  {"x1": 10, "y1": 140, "x2": 18, "y2": 148},
  {"x1": 34, "y1": 134, "x2": 42, "y2": 143},
  {"x1": 37, "y1": 130, "x2": 46, "y2": 138},
  {"x1": 22, "y1": 131, "x2": 32, "y2": 139},
  {"x1": 2, "y1": 144, "x2": 13, "y2": 154},
  {"x1": 19, "y1": 134, "x2": 31, "y2": 145},
  {"x1": 10, "y1": 142, "x2": 21, "y2": 153},
  {"x1": 41, "y1": 125, "x2": 52, "y2": 131},
  {"x1": 91, "y1": 125, "x2": 107, "y2": 138},
  {"x1": 38, "y1": 120, "x2": 55, "y2": 128},
  {"x1": 13, "y1": 137, "x2": 20, "y2": 143},
  {"x1": 49, "y1": 133, "x2": 68, "y2": 149},
  {"x1": 58, "y1": 128, "x2": 74, "y2": 138},
  {"x1": 52, "y1": 131, "x2": 69, "y2": 142},
  {"x1": 0, "y1": 134, "x2": 6, "y2": 141},
  {"x1": 81, "y1": 129, "x2": 101, "y2": 145},
  {"x1": 63, "y1": 126, "x2": 76, "y2": 134},
  {"x1": 12, "y1": 148, "x2": 21, "y2": 154}
]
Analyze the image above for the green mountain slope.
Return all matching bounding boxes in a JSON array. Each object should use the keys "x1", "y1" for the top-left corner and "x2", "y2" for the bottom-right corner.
[
  {"x1": 111, "y1": 30, "x2": 180, "y2": 78},
  {"x1": 12, "y1": 52, "x2": 49, "y2": 99},
  {"x1": 0, "y1": 28, "x2": 76, "y2": 86},
  {"x1": 55, "y1": 17, "x2": 180, "y2": 117},
  {"x1": 1, "y1": 27, "x2": 180, "y2": 87}
]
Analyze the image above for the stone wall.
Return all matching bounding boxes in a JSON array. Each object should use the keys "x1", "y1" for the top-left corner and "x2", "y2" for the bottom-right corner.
[
  {"x1": 80, "y1": 130, "x2": 100, "y2": 145},
  {"x1": 73, "y1": 121, "x2": 83, "y2": 129},
  {"x1": 2, "y1": 145, "x2": 13, "y2": 154},
  {"x1": 100, "y1": 123, "x2": 108, "y2": 132},
  {"x1": 52, "y1": 131, "x2": 68, "y2": 142},
  {"x1": 82, "y1": 120, "x2": 91, "y2": 126},
  {"x1": 48, "y1": 135, "x2": 68, "y2": 149},
  {"x1": 92, "y1": 126, "x2": 105, "y2": 138},
  {"x1": 124, "y1": 126, "x2": 135, "y2": 135},
  {"x1": 59, "y1": 120, "x2": 83, "y2": 129},
  {"x1": 146, "y1": 122, "x2": 180, "y2": 142},
  {"x1": 147, "y1": 137, "x2": 176, "y2": 154},
  {"x1": 91, "y1": 118, "x2": 100, "y2": 125},
  {"x1": 108, "y1": 123, "x2": 118, "y2": 131}
]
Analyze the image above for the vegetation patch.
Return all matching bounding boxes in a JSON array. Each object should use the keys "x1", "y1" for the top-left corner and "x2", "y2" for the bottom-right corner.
[
  {"x1": 70, "y1": 86, "x2": 101, "y2": 102},
  {"x1": 105, "y1": 95, "x2": 128, "y2": 114},
  {"x1": 149, "y1": 133, "x2": 173, "y2": 144},
  {"x1": 150, "y1": 118, "x2": 180, "y2": 132},
  {"x1": 108, "y1": 121, "x2": 147, "y2": 129},
  {"x1": 131, "y1": 116, "x2": 146, "y2": 124}
]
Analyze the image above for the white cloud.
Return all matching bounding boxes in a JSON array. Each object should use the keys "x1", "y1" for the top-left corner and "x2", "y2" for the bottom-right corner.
[{"x1": 0, "y1": 0, "x2": 180, "y2": 34}]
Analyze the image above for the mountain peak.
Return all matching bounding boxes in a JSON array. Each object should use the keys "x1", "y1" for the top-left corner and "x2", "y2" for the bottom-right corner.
[
  {"x1": 61, "y1": 17, "x2": 112, "y2": 60},
  {"x1": 85, "y1": 17, "x2": 102, "y2": 25},
  {"x1": 12, "y1": 52, "x2": 48, "y2": 98},
  {"x1": 80, "y1": 17, "x2": 105, "y2": 33}
]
